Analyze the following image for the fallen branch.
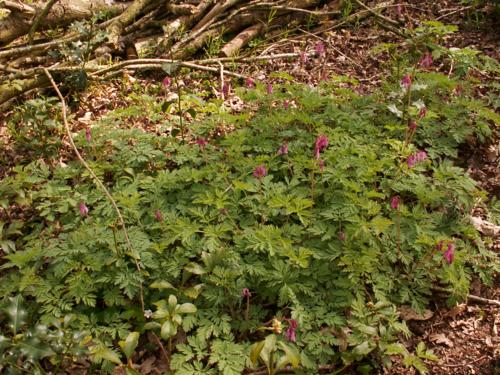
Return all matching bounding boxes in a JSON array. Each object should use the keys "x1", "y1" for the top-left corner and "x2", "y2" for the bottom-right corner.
[
  {"x1": 432, "y1": 286, "x2": 500, "y2": 307},
  {"x1": 220, "y1": 23, "x2": 265, "y2": 57},
  {"x1": 88, "y1": 58, "x2": 249, "y2": 80}
]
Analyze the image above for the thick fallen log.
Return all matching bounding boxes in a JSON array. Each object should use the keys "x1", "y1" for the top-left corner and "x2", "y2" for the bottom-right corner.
[{"x1": 0, "y1": 0, "x2": 130, "y2": 46}]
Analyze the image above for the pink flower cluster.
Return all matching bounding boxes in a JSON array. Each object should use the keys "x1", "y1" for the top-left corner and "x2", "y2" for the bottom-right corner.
[
  {"x1": 253, "y1": 165, "x2": 267, "y2": 179},
  {"x1": 314, "y1": 135, "x2": 328, "y2": 159},
  {"x1": 407, "y1": 150, "x2": 427, "y2": 168},
  {"x1": 284, "y1": 319, "x2": 298, "y2": 342}
]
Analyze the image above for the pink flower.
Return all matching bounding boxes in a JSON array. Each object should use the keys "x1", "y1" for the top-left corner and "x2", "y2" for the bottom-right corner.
[
  {"x1": 419, "y1": 52, "x2": 433, "y2": 68},
  {"x1": 415, "y1": 150, "x2": 427, "y2": 162},
  {"x1": 79, "y1": 202, "x2": 89, "y2": 217},
  {"x1": 196, "y1": 137, "x2": 208, "y2": 150},
  {"x1": 253, "y1": 165, "x2": 267, "y2": 179},
  {"x1": 162, "y1": 76, "x2": 171, "y2": 87},
  {"x1": 314, "y1": 135, "x2": 328, "y2": 159},
  {"x1": 222, "y1": 82, "x2": 230, "y2": 98},
  {"x1": 338, "y1": 231, "x2": 346, "y2": 241},
  {"x1": 85, "y1": 128, "x2": 91, "y2": 142},
  {"x1": 266, "y1": 84, "x2": 273, "y2": 94},
  {"x1": 278, "y1": 142, "x2": 288, "y2": 155},
  {"x1": 401, "y1": 75, "x2": 412, "y2": 90},
  {"x1": 407, "y1": 155, "x2": 416, "y2": 168},
  {"x1": 443, "y1": 243, "x2": 455, "y2": 264},
  {"x1": 390, "y1": 196, "x2": 400, "y2": 210},
  {"x1": 285, "y1": 319, "x2": 298, "y2": 342},
  {"x1": 246, "y1": 77, "x2": 255, "y2": 88},
  {"x1": 315, "y1": 41, "x2": 325, "y2": 56},
  {"x1": 242, "y1": 288, "x2": 251, "y2": 298},
  {"x1": 408, "y1": 121, "x2": 417, "y2": 131},
  {"x1": 283, "y1": 99, "x2": 290, "y2": 110},
  {"x1": 436, "y1": 240, "x2": 444, "y2": 252},
  {"x1": 154, "y1": 209, "x2": 163, "y2": 222}
]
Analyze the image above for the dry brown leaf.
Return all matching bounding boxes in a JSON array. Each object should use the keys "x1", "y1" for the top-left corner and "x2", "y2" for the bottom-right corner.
[
  {"x1": 398, "y1": 305, "x2": 434, "y2": 321},
  {"x1": 139, "y1": 356, "x2": 156, "y2": 375},
  {"x1": 429, "y1": 332, "x2": 454, "y2": 347}
]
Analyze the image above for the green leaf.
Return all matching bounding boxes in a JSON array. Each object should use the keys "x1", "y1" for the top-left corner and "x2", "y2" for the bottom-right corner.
[
  {"x1": 161, "y1": 321, "x2": 177, "y2": 340},
  {"x1": 353, "y1": 341, "x2": 374, "y2": 356},
  {"x1": 183, "y1": 284, "x2": 204, "y2": 299},
  {"x1": 250, "y1": 340, "x2": 265, "y2": 366},
  {"x1": 92, "y1": 346, "x2": 123, "y2": 365},
  {"x1": 119, "y1": 331, "x2": 140, "y2": 359},
  {"x1": 162, "y1": 62, "x2": 180, "y2": 75},
  {"x1": 6, "y1": 295, "x2": 26, "y2": 335},
  {"x1": 177, "y1": 303, "x2": 197, "y2": 314},
  {"x1": 276, "y1": 342, "x2": 300, "y2": 369},
  {"x1": 260, "y1": 334, "x2": 277, "y2": 366},
  {"x1": 144, "y1": 322, "x2": 161, "y2": 330},
  {"x1": 184, "y1": 262, "x2": 206, "y2": 275},
  {"x1": 168, "y1": 295, "x2": 178, "y2": 310},
  {"x1": 150, "y1": 281, "x2": 175, "y2": 289}
]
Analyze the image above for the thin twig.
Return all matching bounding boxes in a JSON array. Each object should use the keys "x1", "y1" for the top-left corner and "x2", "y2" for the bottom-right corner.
[
  {"x1": 436, "y1": 5, "x2": 474, "y2": 21},
  {"x1": 43, "y1": 68, "x2": 145, "y2": 314},
  {"x1": 351, "y1": 0, "x2": 399, "y2": 26},
  {"x1": 432, "y1": 286, "x2": 500, "y2": 306},
  {"x1": 89, "y1": 58, "x2": 248, "y2": 79}
]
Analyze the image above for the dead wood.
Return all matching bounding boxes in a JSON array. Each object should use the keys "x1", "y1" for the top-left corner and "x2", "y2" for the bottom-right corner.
[
  {"x1": 220, "y1": 23, "x2": 265, "y2": 57},
  {"x1": 0, "y1": 0, "x2": 130, "y2": 46}
]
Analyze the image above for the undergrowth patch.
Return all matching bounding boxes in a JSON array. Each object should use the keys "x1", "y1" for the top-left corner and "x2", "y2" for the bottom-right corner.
[{"x1": 0, "y1": 49, "x2": 498, "y2": 374}]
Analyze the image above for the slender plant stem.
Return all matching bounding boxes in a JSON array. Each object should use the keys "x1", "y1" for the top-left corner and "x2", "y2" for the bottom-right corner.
[{"x1": 43, "y1": 68, "x2": 145, "y2": 314}]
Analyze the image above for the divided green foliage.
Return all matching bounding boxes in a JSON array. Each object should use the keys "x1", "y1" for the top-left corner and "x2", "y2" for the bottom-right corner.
[{"x1": 0, "y1": 54, "x2": 498, "y2": 373}]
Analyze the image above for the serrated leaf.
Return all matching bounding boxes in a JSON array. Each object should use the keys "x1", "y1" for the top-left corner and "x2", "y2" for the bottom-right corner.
[
  {"x1": 92, "y1": 346, "x2": 123, "y2": 365},
  {"x1": 119, "y1": 331, "x2": 140, "y2": 359}
]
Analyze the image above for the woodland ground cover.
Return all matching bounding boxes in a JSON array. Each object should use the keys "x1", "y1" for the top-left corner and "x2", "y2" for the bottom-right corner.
[{"x1": 0, "y1": 4, "x2": 499, "y2": 375}]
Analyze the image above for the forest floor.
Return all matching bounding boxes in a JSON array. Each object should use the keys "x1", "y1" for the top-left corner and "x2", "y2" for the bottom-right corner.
[{"x1": 1, "y1": 0, "x2": 498, "y2": 374}]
